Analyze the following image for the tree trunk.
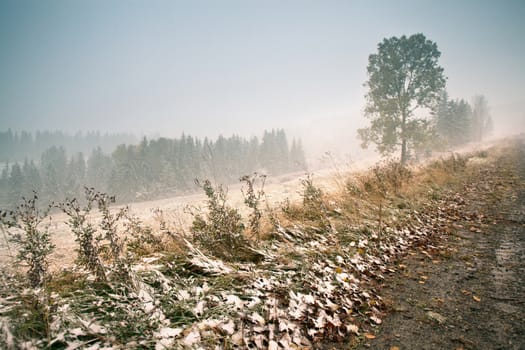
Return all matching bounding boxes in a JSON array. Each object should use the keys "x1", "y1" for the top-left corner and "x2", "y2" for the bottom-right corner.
[
  {"x1": 400, "y1": 110, "x2": 407, "y2": 164},
  {"x1": 401, "y1": 138, "x2": 407, "y2": 164}
]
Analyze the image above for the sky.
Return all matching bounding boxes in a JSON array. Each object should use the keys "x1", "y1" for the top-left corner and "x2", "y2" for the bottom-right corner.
[{"x1": 0, "y1": 0, "x2": 524, "y2": 156}]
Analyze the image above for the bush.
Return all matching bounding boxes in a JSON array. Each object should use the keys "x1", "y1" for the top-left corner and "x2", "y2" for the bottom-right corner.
[
  {"x1": 190, "y1": 180, "x2": 260, "y2": 262},
  {"x1": 240, "y1": 173, "x2": 266, "y2": 241},
  {"x1": 58, "y1": 190, "x2": 106, "y2": 281},
  {"x1": 58, "y1": 188, "x2": 129, "y2": 282},
  {"x1": 280, "y1": 174, "x2": 330, "y2": 232},
  {"x1": 366, "y1": 159, "x2": 412, "y2": 196},
  {"x1": 430, "y1": 153, "x2": 468, "y2": 173},
  {"x1": 125, "y1": 213, "x2": 164, "y2": 258},
  {"x1": 301, "y1": 174, "x2": 326, "y2": 221},
  {"x1": 0, "y1": 193, "x2": 54, "y2": 288}
]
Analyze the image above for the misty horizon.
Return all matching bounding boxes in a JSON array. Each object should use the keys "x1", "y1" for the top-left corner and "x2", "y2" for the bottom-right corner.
[{"x1": 1, "y1": 0, "x2": 524, "y2": 155}]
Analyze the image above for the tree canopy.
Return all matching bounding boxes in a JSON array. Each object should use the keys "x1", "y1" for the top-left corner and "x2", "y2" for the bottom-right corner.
[
  {"x1": 358, "y1": 33, "x2": 446, "y2": 163},
  {"x1": 0, "y1": 129, "x2": 307, "y2": 209},
  {"x1": 432, "y1": 92, "x2": 493, "y2": 148}
]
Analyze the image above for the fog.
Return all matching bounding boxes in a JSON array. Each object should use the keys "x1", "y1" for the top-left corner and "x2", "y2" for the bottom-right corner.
[{"x1": 1, "y1": 0, "x2": 524, "y2": 168}]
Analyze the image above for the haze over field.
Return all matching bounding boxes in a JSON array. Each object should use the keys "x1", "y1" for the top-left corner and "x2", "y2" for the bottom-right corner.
[
  {"x1": 1, "y1": 0, "x2": 524, "y2": 159},
  {"x1": 2, "y1": 2, "x2": 525, "y2": 348}
]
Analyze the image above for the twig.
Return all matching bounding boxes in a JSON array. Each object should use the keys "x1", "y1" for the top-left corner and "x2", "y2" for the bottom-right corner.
[
  {"x1": 378, "y1": 201, "x2": 383, "y2": 235},
  {"x1": 0, "y1": 225, "x2": 14, "y2": 259}
]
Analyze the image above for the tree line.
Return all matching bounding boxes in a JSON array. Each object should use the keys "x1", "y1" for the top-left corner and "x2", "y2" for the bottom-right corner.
[
  {"x1": 433, "y1": 92, "x2": 493, "y2": 147},
  {"x1": 0, "y1": 129, "x2": 306, "y2": 209},
  {"x1": 0, "y1": 129, "x2": 137, "y2": 163}
]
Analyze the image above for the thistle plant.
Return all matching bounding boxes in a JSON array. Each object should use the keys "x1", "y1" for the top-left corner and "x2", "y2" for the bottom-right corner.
[
  {"x1": 240, "y1": 173, "x2": 266, "y2": 241},
  {"x1": 0, "y1": 193, "x2": 54, "y2": 288}
]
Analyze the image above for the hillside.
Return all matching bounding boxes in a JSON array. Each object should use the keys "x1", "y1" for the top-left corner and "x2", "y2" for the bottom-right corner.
[{"x1": 0, "y1": 137, "x2": 523, "y2": 349}]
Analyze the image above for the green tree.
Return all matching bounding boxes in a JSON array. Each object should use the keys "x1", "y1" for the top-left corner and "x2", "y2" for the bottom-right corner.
[
  {"x1": 471, "y1": 94, "x2": 493, "y2": 142},
  {"x1": 7, "y1": 163, "x2": 24, "y2": 207},
  {"x1": 23, "y1": 159, "x2": 42, "y2": 198},
  {"x1": 433, "y1": 92, "x2": 473, "y2": 147},
  {"x1": 40, "y1": 146, "x2": 68, "y2": 202},
  {"x1": 86, "y1": 147, "x2": 113, "y2": 193},
  {"x1": 290, "y1": 138, "x2": 307, "y2": 171},
  {"x1": 358, "y1": 33, "x2": 446, "y2": 163}
]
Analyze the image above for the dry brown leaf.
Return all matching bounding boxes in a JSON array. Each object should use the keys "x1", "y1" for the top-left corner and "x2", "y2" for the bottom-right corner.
[
  {"x1": 365, "y1": 333, "x2": 376, "y2": 339},
  {"x1": 473, "y1": 295, "x2": 481, "y2": 302},
  {"x1": 390, "y1": 346, "x2": 401, "y2": 350},
  {"x1": 461, "y1": 289, "x2": 471, "y2": 295}
]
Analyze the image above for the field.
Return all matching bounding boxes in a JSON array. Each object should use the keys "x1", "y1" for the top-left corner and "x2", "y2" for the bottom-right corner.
[{"x1": 0, "y1": 137, "x2": 523, "y2": 349}]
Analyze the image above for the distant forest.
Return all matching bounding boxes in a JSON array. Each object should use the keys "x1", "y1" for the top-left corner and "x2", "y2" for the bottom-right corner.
[
  {"x1": 0, "y1": 130, "x2": 138, "y2": 163},
  {"x1": 0, "y1": 129, "x2": 306, "y2": 209}
]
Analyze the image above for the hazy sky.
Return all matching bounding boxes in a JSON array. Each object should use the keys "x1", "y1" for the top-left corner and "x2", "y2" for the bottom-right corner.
[{"x1": 1, "y1": 0, "x2": 524, "y2": 151}]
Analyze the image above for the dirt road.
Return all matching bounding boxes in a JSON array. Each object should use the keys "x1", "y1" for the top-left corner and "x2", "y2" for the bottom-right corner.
[{"x1": 357, "y1": 140, "x2": 525, "y2": 349}]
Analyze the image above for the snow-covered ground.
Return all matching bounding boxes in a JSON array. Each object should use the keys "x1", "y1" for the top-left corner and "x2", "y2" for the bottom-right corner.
[
  {"x1": 0, "y1": 138, "x2": 498, "y2": 269},
  {"x1": 0, "y1": 156, "x2": 376, "y2": 269}
]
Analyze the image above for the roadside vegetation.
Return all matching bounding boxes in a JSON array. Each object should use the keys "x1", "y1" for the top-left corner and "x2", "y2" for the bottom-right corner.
[{"x1": 0, "y1": 136, "x2": 512, "y2": 349}]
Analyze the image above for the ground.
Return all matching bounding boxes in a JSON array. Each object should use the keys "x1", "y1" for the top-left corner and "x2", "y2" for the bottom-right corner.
[
  {"x1": 355, "y1": 141, "x2": 525, "y2": 349},
  {"x1": 1, "y1": 139, "x2": 523, "y2": 349}
]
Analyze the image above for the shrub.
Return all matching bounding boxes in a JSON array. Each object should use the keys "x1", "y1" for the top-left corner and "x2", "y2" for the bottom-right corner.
[
  {"x1": 93, "y1": 190, "x2": 130, "y2": 280},
  {"x1": 58, "y1": 188, "x2": 129, "y2": 282},
  {"x1": 301, "y1": 174, "x2": 324, "y2": 217},
  {"x1": 240, "y1": 173, "x2": 266, "y2": 241},
  {"x1": 125, "y1": 213, "x2": 163, "y2": 258},
  {"x1": 58, "y1": 188, "x2": 107, "y2": 282},
  {"x1": 0, "y1": 193, "x2": 54, "y2": 288},
  {"x1": 367, "y1": 159, "x2": 413, "y2": 196},
  {"x1": 190, "y1": 180, "x2": 260, "y2": 262},
  {"x1": 280, "y1": 174, "x2": 331, "y2": 233}
]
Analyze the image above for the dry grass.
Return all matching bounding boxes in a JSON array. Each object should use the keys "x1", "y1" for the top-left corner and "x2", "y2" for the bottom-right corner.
[{"x1": 1, "y1": 138, "x2": 517, "y2": 349}]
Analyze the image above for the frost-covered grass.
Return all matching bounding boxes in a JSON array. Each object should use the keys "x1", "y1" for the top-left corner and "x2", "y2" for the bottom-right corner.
[{"x1": 0, "y1": 150, "x2": 491, "y2": 349}]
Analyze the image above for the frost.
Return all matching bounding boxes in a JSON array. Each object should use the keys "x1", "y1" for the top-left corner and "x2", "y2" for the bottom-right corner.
[
  {"x1": 193, "y1": 300, "x2": 205, "y2": 316},
  {"x1": 268, "y1": 340, "x2": 279, "y2": 350},
  {"x1": 0, "y1": 318, "x2": 14, "y2": 349},
  {"x1": 182, "y1": 329, "x2": 201, "y2": 346},
  {"x1": 219, "y1": 319, "x2": 235, "y2": 335},
  {"x1": 250, "y1": 312, "x2": 265, "y2": 326},
  {"x1": 223, "y1": 294, "x2": 244, "y2": 310},
  {"x1": 157, "y1": 327, "x2": 183, "y2": 338},
  {"x1": 177, "y1": 290, "x2": 191, "y2": 300}
]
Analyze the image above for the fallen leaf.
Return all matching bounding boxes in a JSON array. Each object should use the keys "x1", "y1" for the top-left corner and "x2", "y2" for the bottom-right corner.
[
  {"x1": 268, "y1": 340, "x2": 278, "y2": 350},
  {"x1": 461, "y1": 289, "x2": 471, "y2": 295},
  {"x1": 390, "y1": 346, "x2": 400, "y2": 350},
  {"x1": 182, "y1": 329, "x2": 200, "y2": 346},
  {"x1": 347, "y1": 324, "x2": 359, "y2": 334},
  {"x1": 365, "y1": 333, "x2": 376, "y2": 339},
  {"x1": 158, "y1": 327, "x2": 183, "y2": 338},
  {"x1": 370, "y1": 315, "x2": 382, "y2": 324},
  {"x1": 426, "y1": 311, "x2": 447, "y2": 324},
  {"x1": 473, "y1": 295, "x2": 481, "y2": 302}
]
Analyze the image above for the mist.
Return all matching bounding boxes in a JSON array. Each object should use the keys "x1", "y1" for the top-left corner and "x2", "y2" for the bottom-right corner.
[
  {"x1": 2, "y1": 1, "x2": 524, "y2": 150},
  {"x1": 0, "y1": 0, "x2": 524, "y2": 203}
]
